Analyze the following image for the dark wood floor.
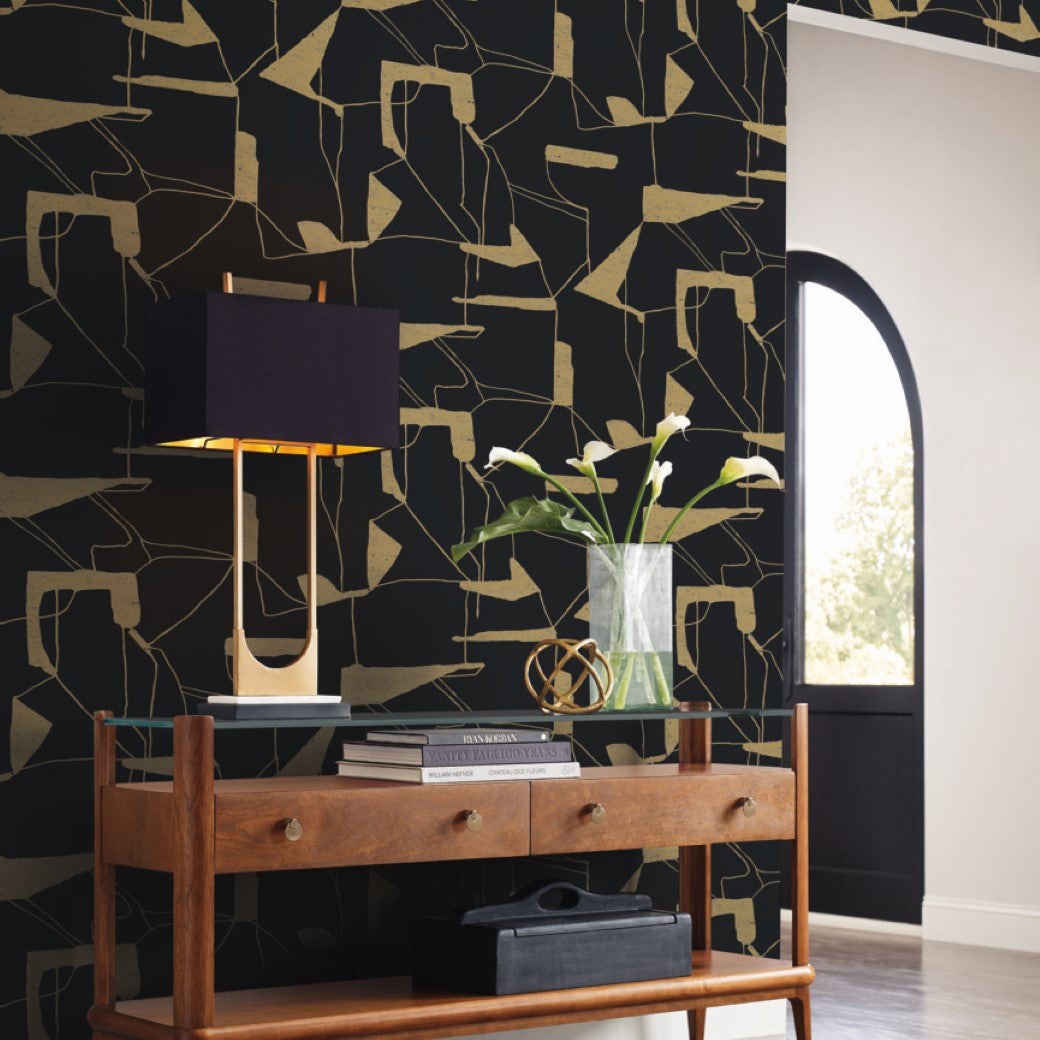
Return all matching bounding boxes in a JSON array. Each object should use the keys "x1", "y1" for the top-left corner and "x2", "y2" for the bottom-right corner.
[{"x1": 766, "y1": 922, "x2": 1040, "y2": 1039}]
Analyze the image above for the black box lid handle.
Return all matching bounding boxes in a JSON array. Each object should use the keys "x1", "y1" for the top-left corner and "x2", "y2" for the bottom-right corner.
[{"x1": 455, "y1": 879, "x2": 652, "y2": 926}]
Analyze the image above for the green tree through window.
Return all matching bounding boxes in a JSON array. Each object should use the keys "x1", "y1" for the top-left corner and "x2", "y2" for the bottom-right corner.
[{"x1": 804, "y1": 433, "x2": 914, "y2": 684}]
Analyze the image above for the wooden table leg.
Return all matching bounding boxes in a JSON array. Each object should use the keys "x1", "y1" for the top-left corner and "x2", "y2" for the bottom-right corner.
[
  {"x1": 790, "y1": 703, "x2": 811, "y2": 1038},
  {"x1": 173, "y1": 714, "x2": 215, "y2": 1029},
  {"x1": 687, "y1": 1005, "x2": 707, "y2": 1040},
  {"x1": 791, "y1": 985, "x2": 812, "y2": 1040},
  {"x1": 679, "y1": 701, "x2": 712, "y2": 1040},
  {"x1": 93, "y1": 711, "x2": 116, "y2": 1025}
]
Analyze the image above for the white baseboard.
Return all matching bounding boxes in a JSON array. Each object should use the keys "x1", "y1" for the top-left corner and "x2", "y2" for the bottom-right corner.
[
  {"x1": 705, "y1": 1001, "x2": 787, "y2": 1040},
  {"x1": 440, "y1": 1004, "x2": 787, "y2": 1040},
  {"x1": 780, "y1": 907, "x2": 921, "y2": 938},
  {"x1": 922, "y1": 897, "x2": 1040, "y2": 953}
]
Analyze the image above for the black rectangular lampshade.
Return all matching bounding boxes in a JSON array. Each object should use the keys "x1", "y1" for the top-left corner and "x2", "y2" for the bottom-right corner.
[{"x1": 145, "y1": 292, "x2": 400, "y2": 455}]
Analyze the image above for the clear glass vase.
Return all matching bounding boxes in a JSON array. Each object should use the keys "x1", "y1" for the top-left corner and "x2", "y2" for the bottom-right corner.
[{"x1": 587, "y1": 543, "x2": 674, "y2": 711}]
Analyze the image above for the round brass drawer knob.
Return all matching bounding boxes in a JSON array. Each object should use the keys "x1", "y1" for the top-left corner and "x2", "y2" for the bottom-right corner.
[
  {"x1": 588, "y1": 803, "x2": 607, "y2": 825},
  {"x1": 284, "y1": 817, "x2": 303, "y2": 842},
  {"x1": 463, "y1": 809, "x2": 484, "y2": 832},
  {"x1": 741, "y1": 797, "x2": 758, "y2": 818}
]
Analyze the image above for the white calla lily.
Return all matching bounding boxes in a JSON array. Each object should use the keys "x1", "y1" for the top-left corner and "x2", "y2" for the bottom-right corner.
[
  {"x1": 481, "y1": 445, "x2": 611, "y2": 541},
  {"x1": 636, "y1": 460, "x2": 673, "y2": 542},
  {"x1": 564, "y1": 440, "x2": 617, "y2": 540},
  {"x1": 485, "y1": 446, "x2": 542, "y2": 475},
  {"x1": 651, "y1": 412, "x2": 690, "y2": 452},
  {"x1": 625, "y1": 414, "x2": 689, "y2": 541},
  {"x1": 660, "y1": 455, "x2": 780, "y2": 544},
  {"x1": 646, "y1": 459, "x2": 673, "y2": 503},
  {"x1": 565, "y1": 440, "x2": 617, "y2": 478},
  {"x1": 718, "y1": 455, "x2": 781, "y2": 488}
]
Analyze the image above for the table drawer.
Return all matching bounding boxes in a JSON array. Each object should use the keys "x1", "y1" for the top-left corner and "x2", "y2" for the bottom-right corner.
[
  {"x1": 214, "y1": 781, "x2": 530, "y2": 872},
  {"x1": 530, "y1": 769, "x2": 794, "y2": 854}
]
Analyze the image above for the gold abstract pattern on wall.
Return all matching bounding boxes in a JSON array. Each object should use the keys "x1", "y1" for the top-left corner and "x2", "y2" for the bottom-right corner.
[{"x1": 1, "y1": 2, "x2": 785, "y2": 1036}]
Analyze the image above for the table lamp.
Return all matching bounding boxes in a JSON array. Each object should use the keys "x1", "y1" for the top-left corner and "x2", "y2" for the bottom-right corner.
[{"x1": 145, "y1": 274, "x2": 399, "y2": 718}]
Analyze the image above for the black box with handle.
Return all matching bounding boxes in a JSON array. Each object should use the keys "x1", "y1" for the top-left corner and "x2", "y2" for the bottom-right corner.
[{"x1": 413, "y1": 879, "x2": 692, "y2": 995}]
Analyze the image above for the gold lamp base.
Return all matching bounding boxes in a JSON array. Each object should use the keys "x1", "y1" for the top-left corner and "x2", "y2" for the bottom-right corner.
[
  {"x1": 230, "y1": 628, "x2": 319, "y2": 698},
  {"x1": 226, "y1": 439, "x2": 341, "y2": 705}
]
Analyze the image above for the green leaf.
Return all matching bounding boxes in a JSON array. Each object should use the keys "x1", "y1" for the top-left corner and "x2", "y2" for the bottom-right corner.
[{"x1": 452, "y1": 496, "x2": 605, "y2": 562}]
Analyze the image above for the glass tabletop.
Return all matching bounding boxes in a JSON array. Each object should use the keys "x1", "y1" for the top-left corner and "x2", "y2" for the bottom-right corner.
[{"x1": 103, "y1": 707, "x2": 793, "y2": 730}]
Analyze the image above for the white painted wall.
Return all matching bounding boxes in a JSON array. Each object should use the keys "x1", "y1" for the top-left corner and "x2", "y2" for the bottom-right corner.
[{"x1": 789, "y1": 10, "x2": 1040, "y2": 953}]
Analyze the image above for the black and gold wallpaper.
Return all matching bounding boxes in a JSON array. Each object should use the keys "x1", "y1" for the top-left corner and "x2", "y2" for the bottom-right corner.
[
  {"x1": 794, "y1": 0, "x2": 1040, "y2": 56},
  {"x1": 0, "y1": 2, "x2": 791, "y2": 1036}
]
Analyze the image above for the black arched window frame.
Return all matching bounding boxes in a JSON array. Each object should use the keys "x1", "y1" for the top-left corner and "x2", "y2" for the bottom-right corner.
[{"x1": 784, "y1": 251, "x2": 924, "y2": 704}]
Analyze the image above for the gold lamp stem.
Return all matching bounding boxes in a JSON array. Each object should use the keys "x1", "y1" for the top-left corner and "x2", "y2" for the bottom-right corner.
[{"x1": 231, "y1": 439, "x2": 319, "y2": 697}]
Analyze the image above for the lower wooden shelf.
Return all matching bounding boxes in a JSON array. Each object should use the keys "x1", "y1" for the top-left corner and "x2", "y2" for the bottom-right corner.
[{"x1": 88, "y1": 952, "x2": 814, "y2": 1040}]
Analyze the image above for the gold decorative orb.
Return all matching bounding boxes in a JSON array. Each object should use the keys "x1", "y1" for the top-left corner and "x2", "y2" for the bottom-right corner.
[{"x1": 523, "y1": 637, "x2": 613, "y2": 714}]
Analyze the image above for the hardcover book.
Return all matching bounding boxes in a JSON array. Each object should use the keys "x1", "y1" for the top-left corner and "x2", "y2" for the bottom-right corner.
[
  {"x1": 365, "y1": 727, "x2": 550, "y2": 746},
  {"x1": 341, "y1": 739, "x2": 572, "y2": 767},
  {"x1": 336, "y1": 760, "x2": 580, "y2": 784}
]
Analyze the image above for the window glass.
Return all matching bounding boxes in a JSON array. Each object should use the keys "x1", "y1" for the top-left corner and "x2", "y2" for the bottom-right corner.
[{"x1": 802, "y1": 282, "x2": 914, "y2": 685}]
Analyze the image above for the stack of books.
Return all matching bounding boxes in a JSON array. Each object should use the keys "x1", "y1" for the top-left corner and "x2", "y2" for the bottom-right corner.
[{"x1": 336, "y1": 727, "x2": 579, "y2": 783}]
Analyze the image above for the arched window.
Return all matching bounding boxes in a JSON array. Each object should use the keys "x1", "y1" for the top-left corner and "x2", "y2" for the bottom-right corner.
[
  {"x1": 785, "y1": 251, "x2": 924, "y2": 923},
  {"x1": 787, "y1": 252, "x2": 922, "y2": 689}
]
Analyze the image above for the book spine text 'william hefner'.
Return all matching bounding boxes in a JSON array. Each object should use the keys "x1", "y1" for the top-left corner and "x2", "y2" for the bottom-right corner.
[{"x1": 419, "y1": 761, "x2": 579, "y2": 783}]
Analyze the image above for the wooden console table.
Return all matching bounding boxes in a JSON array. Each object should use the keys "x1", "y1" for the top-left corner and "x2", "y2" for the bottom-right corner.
[{"x1": 89, "y1": 704, "x2": 811, "y2": 1040}]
